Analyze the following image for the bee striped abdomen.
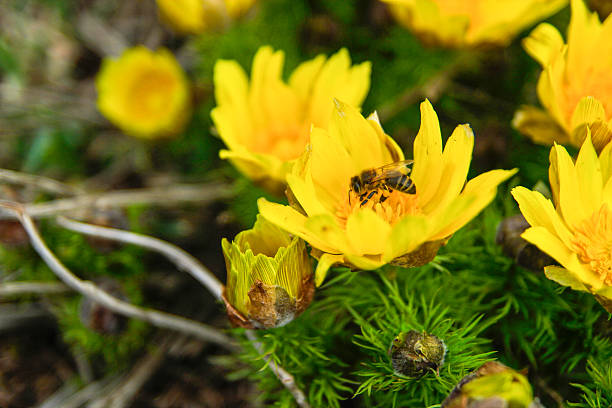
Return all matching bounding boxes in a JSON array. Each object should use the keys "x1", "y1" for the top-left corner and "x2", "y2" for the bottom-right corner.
[{"x1": 384, "y1": 174, "x2": 416, "y2": 194}]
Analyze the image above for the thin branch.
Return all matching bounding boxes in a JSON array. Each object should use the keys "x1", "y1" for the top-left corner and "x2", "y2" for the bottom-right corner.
[
  {"x1": 56, "y1": 216, "x2": 224, "y2": 300},
  {"x1": 0, "y1": 182, "x2": 233, "y2": 220},
  {"x1": 0, "y1": 201, "x2": 235, "y2": 349},
  {"x1": 0, "y1": 281, "x2": 71, "y2": 298},
  {"x1": 246, "y1": 330, "x2": 311, "y2": 408},
  {"x1": 55, "y1": 216, "x2": 311, "y2": 407},
  {"x1": 0, "y1": 168, "x2": 83, "y2": 196}
]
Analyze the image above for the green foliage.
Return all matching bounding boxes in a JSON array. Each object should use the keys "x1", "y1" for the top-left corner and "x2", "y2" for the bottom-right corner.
[
  {"x1": 570, "y1": 358, "x2": 612, "y2": 408},
  {"x1": 55, "y1": 294, "x2": 149, "y2": 370}
]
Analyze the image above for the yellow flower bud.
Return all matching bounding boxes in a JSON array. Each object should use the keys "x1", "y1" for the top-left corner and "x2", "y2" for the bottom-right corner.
[
  {"x1": 222, "y1": 216, "x2": 315, "y2": 329},
  {"x1": 442, "y1": 362, "x2": 536, "y2": 408},
  {"x1": 95, "y1": 46, "x2": 191, "y2": 139}
]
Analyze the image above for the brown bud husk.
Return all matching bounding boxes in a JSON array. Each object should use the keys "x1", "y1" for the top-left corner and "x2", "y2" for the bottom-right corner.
[{"x1": 388, "y1": 330, "x2": 446, "y2": 377}]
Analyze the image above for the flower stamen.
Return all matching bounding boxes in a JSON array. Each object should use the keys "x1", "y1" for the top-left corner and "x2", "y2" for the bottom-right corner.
[{"x1": 571, "y1": 204, "x2": 612, "y2": 286}]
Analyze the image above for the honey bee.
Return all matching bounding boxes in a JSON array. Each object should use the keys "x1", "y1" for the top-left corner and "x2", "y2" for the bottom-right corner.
[{"x1": 349, "y1": 160, "x2": 415, "y2": 206}]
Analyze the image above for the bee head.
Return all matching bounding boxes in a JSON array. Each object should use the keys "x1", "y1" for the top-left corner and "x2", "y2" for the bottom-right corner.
[{"x1": 350, "y1": 175, "x2": 363, "y2": 195}]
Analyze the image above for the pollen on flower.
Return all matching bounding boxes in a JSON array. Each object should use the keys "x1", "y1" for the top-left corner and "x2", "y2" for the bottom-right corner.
[
  {"x1": 251, "y1": 125, "x2": 309, "y2": 161},
  {"x1": 336, "y1": 189, "x2": 421, "y2": 228},
  {"x1": 571, "y1": 203, "x2": 612, "y2": 286},
  {"x1": 562, "y1": 69, "x2": 612, "y2": 122}
]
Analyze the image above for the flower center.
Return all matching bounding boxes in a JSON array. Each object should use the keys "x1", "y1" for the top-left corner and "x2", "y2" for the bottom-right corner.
[
  {"x1": 251, "y1": 123, "x2": 310, "y2": 161},
  {"x1": 563, "y1": 68, "x2": 612, "y2": 125},
  {"x1": 571, "y1": 203, "x2": 612, "y2": 286},
  {"x1": 336, "y1": 188, "x2": 421, "y2": 229},
  {"x1": 129, "y1": 69, "x2": 178, "y2": 120}
]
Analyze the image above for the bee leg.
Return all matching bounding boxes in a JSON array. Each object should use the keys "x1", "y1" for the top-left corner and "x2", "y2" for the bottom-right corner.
[
  {"x1": 380, "y1": 194, "x2": 389, "y2": 203},
  {"x1": 360, "y1": 190, "x2": 377, "y2": 207}
]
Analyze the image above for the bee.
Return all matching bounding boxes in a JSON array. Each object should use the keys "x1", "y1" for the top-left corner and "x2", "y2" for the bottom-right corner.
[{"x1": 349, "y1": 160, "x2": 415, "y2": 206}]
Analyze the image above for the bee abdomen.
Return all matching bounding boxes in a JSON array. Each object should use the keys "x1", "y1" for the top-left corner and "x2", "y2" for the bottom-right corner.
[{"x1": 385, "y1": 175, "x2": 415, "y2": 194}]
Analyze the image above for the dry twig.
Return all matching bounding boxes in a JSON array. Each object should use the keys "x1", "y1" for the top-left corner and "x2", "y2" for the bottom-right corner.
[
  {"x1": 55, "y1": 216, "x2": 311, "y2": 407},
  {"x1": 0, "y1": 281, "x2": 70, "y2": 298},
  {"x1": 0, "y1": 200, "x2": 235, "y2": 349},
  {"x1": 0, "y1": 182, "x2": 233, "y2": 220},
  {"x1": 0, "y1": 168, "x2": 82, "y2": 196},
  {"x1": 56, "y1": 216, "x2": 224, "y2": 299}
]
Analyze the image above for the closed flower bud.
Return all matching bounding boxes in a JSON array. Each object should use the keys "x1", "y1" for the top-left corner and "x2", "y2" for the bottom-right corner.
[
  {"x1": 222, "y1": 216, "x2": 314, "y2": 329},
  {"x1": 388, "y1": 330, "x2": 446, "y2": 377},
  {"x1": 442, "y1": 361, "x2": 540, "y2": 408}
]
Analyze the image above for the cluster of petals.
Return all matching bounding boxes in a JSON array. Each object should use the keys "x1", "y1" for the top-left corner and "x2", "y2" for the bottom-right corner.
[
  {"x1": 259, "y1": 100, "x2": 516, "y2": 286},
  {"x1": 512, "y1": 133, "x2": 612, "y2": 312},
  {"x1": 95, "y1": 46, "x2": 191, "y2": 139},
  {"x1": 156, "y1": 0, "x2": 256, "y2": 35},
  {"x1": 211, "y1": 46, "x2": 371, "y2": 194},
  {"x1": 222, "y1": 216, "x2": 314, "y2": 329},
  {"x1": 514, "y1": 0, "x2": 612, "y2": 152},
  {"x1": 380, "y1": 0, "x2": 566, "y2": 48}
]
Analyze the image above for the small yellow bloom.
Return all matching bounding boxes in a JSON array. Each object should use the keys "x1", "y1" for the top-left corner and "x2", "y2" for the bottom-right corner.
[
  {"x1": 512, "y1": 132, "x2": 612, "y2": 312},
  {"x1": 258, "y1": 100, "x2": 516, "y2": 286},
  {"x1": 443, "y1": 362, "x2": 534, "y2": 408},
  {"x1": 380, "y1": 0, "x2": 567, "y2": 48},
  {"x1": 514, "y1": 0, "x2": 612, "y2": 152},
  {"x1": 211, "y1": 46, "x2": 371, "y2": 194},
  {"x1": 222, "y1": 216, "x2": 315, "y2": 329},
  {"x1": 96, "y1": 46, "x2": 191, "y2": 139},
  {"x1": 156, "y1": 0, "x2": 255, "y2": 35}
]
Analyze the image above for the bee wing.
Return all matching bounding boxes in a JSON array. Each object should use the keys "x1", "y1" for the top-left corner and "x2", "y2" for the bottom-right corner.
[{"x1": 368, "y1": 160, "x2": 414, "y2": 183}]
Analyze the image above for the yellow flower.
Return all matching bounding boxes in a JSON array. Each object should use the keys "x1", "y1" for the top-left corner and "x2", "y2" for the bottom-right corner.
[
  {"x1": 258, "y1": 100, "x2": 516, "y2": 286},
  {"x1": 512, "y1": 132, "x2": 612, "y2": 312},
  {"x1": 211, "y1": 46, "x2": 371, "y2": 194},
  {"x1": 380, "y1": 0, "x2": 567, "y2": 48},
  {"x1": 96, "y1": 46, "x2": 191, "y2": 139},
  {"x1": 443, "y1": 362, "x2": 534, "y2": 408},
  {"x1": 514, "y1": 0, "x2": 612, "y2": 152},
  {"x1": 156, "y1": 0, "x2": 255, "y2": 35},
  {"x1": 222, "y1": 215, "x2": 315, "y2": 329}
]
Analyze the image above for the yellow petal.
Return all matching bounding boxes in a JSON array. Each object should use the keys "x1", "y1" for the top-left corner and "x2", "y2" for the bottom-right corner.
[
  {"x1": 430, "y1": 169, "x2": 517, "y2": 239},
  {"x1": 553, "y1": 143, "x2": 590, "y2": 228},
  {"x1": 258, "y1": 198, "x2": 340, "y2": 254},
  {"x1": 305, "y1": 214, "x2": 350, "y2": 254},
  {"x1": 544, "y1": 265, "x2": 588, "y2": 291},
  {"x1": 522, "y1": 23, "x2": 565, "y2": 67},
  {"x1": 314, "y1": 253, "x2": 345, "y2": 287},
  {"x1": 344, "y1": 253, "x2": 385, "y2": 271},
  {"x1": 522, "y1": 226, "x2": 602, "y2": 289},
  {"x1": 570, "y1": 97, "x2": 607, "y2": 139},
  {"x1": 511, "y1": 186, "x2": 574, "y2": 248},
  {"x1": 308, "y1": 127, "x2": 356, "y2": 207},
  {"x1": 219, "y1": 149, "x2": 286, "y2": 183},
  {"x1": 567, "y1": 0, "x2": 601, "y2": 76},
  {"x1": 286, "y1": 173, "x2": 332, "y2": 216},
  {"x1": 599, "y1": 140, "x2": 612, "y2": 184},
  {"x1": 412, "y1": 99, "x2": 443, "y2": 209},
  {"x1": 574, "y1": 132, "x2": 603, "y2": 215},
  {"x1": 548, "y1": 144, "x2": 561, "y2": 206},
  {"x1": 329, "y1": 100, "x2": 388, "y2": 171},
  {"x1": 345, "y1": 209, "x2": 391, "y2": 256},
  {"x1": 307, "y1": 49, "x2": 371, "y2": 128},
  {"x1": 512, "y1": 105, "x2": 569, "y2": 145},
  {"x1": 423, "y1": 124, "x2": 474, "y2": 213},
  {"x1": 288, "y1": 54, "x2": 326, "y2": 103},
  {"x1": 383, "y1": 215, "x2": 430, "y2": 262}
]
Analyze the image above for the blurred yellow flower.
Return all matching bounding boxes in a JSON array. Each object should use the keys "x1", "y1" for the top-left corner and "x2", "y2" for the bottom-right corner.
[
  {"x1": 96, "y1": 46, "x2": 191, "y2": 139},
  {"x1": 380, "y1": 0, "x2": 567, "y2": 48},
  {"x1": 259, "y1": 100, "x2": 516, "y2": 286},
  {"x1": 211, "y1": 46, "x2": 371, "y2": 194},
  {"x1": 514, "y1": 0, "x2": 612, "y2": 152},
  {"x1": 512, "y1": 133, "x2": 612, "y2": 312},
  {"x1": 222, "y1": 215, "x2": 314, "y2": 329},
  {"x1": 156, "y1": 0, "x2": 255, "y2": 35}
]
